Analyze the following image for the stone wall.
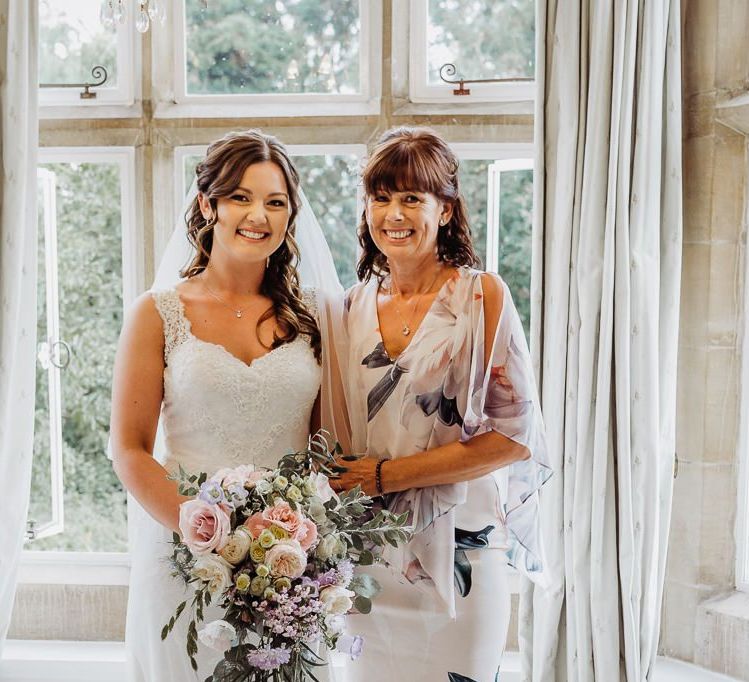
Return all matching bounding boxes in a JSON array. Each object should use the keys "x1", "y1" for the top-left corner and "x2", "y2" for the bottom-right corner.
[{"x1": 659, "y1": 1, "x2": 749, "y2": 678}]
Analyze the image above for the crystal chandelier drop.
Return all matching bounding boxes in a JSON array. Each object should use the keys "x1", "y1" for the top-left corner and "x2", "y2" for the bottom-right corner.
[{"x1": 100, "y1": 1, "x2": 166, "y2": 33}]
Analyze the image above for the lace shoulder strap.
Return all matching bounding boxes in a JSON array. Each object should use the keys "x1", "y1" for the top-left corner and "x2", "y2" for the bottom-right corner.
[
  {"x1": 301, "y1": 285, "x2": 319, "y2": 322},
  {"x1": 151, "y1": 289, "x2": 191, "y2": 362}
]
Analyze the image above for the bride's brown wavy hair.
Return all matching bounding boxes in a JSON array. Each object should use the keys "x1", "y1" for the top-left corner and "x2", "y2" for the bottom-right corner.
[
  {"x1": 181, "y1": 129, "x2": 320, "y2": 360},
  {"x1": 357, "y1": 126, "x2": 479, "y2": 282}
]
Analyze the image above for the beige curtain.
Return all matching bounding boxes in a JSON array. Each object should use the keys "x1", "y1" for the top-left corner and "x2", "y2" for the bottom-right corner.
[
  {"x1": 0, "y1": 0, "x2": 38, "y2": 652},
  {"x1": 521, "y1": 0, "x2": 683, "y2": 680}
]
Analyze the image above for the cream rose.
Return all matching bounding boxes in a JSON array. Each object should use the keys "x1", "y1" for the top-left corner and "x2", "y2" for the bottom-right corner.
[
  {"x1": 191, "y1": 554, "x2": 234, "y2": 596},
  {"x1": 319, "y1": 585, "x2": 355, "y2": 615},
  {"x1": 179, "y1": 498, "x2": 231, "y2": 555},
  {"x1": 265, "y1": 539, "x2": 308, "y2": 579},
  {"x1": 218, "y1": 528, "x2": 252, "y2": 565}
]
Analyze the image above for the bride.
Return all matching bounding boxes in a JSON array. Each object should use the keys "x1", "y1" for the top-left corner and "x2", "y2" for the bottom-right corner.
[{"x1": 109, "y1": 129, "x2": 339, "y2": 680}]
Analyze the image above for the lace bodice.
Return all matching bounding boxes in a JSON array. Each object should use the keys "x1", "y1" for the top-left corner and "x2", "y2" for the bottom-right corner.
[{"x1": 151, "y1": 288, "x2": 321, "y2": 475}]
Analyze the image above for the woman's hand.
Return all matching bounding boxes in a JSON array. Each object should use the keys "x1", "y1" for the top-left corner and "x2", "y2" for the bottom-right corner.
[{"x1": 329, "y1": 455, "x2": 382, "y2": 497}]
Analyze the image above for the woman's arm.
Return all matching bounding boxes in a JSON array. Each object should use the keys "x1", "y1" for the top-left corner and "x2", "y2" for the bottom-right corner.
[
  {"x1": 331, "y1": 431, "x2": 529, "y2": 497},
  {"x1": 109, "y1": 292, "x2": 191, "y2": 533},
  {"x1": 331, "y1": 272, "x2": 529, "y2": 497}
]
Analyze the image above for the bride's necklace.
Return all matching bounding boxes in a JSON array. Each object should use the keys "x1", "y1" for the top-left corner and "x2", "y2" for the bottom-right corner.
[
  {"x1": 388, "y1": 267, "x2": 443, "y2": 336},
  {"x1": 202, "y1": 280, "x2": 251, "y2": 319}
]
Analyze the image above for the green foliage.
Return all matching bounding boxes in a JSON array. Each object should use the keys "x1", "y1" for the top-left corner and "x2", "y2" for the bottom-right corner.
[
  {"x1": 185, "y1": 0, "x2": 360, "y2": 95},
  {"x1": 428, "y1": 0, "x2": 534, "y2": 81}
]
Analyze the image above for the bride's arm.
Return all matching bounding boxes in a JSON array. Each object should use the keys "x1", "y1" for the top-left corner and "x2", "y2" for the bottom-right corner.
[{"x1": 109, "y1": 293, "x2": 191, "y2": 533}]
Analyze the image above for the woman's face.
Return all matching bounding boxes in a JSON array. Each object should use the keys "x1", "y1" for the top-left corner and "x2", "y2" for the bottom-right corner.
[
  {"x1": 366, "y1": 189, "x2": 452, "y2": 267},
  {"x1": 199, "y1": 160, "x2": 291, "y2": 266}
]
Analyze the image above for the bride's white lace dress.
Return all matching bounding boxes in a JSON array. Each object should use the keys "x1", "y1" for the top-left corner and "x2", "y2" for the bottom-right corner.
[{"x1": 125, "y1": 288, "x2": 321, "y2": 681}]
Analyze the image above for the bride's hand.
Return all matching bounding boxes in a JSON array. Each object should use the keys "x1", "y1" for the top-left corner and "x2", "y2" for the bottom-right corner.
[{"x1": 329, "y1": 455, "x2": 381, "y2": 497}]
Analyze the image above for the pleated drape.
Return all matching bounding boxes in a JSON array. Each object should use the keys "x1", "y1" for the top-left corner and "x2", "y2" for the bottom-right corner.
[
  {"x1": 521, "y1": 1, "x2": 682, "y2": 679},
  {"x1": 0, "y1": 0, "x2": 39, "y2": 654}
]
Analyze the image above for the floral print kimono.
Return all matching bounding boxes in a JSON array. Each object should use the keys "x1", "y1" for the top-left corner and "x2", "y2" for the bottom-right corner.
[{"x1": 334, "y1": 267, "x2": 551, "y2": 682}]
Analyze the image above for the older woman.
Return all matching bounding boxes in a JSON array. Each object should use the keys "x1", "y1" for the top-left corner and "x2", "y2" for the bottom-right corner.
[{"x1": 328, "y1": 127, "x2": 551, "y2": 681}]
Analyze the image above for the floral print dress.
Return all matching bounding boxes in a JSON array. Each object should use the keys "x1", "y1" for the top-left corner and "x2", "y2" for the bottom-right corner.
[{"x1": 335, "y1": 267, "x2": 551, "y2": 682}]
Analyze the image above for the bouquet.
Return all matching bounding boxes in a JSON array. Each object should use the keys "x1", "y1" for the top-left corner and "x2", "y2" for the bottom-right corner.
[{"x1": 162, "y1": 433, "x2": 412, "y2": 681}]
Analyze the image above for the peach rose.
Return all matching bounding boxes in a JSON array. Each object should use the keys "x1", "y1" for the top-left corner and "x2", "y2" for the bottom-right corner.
[
  {"x1": 265, "y1": 539, "x2": 308, "y2": 579},
  {"x1": 179, "y1": 498, "x2": 231, "y2": 555},
  {"x1": 261, "y1": 501, "x2": 305, "y2": 536},
  {"x1": 244, "y1": 512, "x2": 271, "y2": 539},
  {"x1": 296, "y1": 518, "x2": 318, "y2": 551}
]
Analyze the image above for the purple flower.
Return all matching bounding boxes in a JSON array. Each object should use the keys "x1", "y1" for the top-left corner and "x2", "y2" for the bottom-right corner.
[
  {"x1": 225, "y1": 483, "x2": 249, "y2": 507},
  {"x1": 246, "y1": 646, "x2": 291, "y2": 671},
  {"x1": 336, "y1": 634, "x2": 364, "y2": 660},
  {"x1": 198, "y1": 480, "x2": 225, "y2": 505},
  {"x1": 335, "y1": 559, "x2": 354, "y2": 586},
  {"x1": 316, "y1": 569, "x2": 337, "y2": 588}
]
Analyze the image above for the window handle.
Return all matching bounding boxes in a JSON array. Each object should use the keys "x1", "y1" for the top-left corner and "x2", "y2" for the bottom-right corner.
[{"x1": 50, "y1": 340, "x2": 72, "y2": 370}]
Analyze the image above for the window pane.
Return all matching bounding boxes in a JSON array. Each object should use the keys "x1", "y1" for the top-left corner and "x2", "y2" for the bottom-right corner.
[
  {"x1": 427, "y1": 0, "x2": 535, "y2": 84},
  {"x1": 459, "y1": 160, "x2": 532, "y2": 336},
  {"x1": 39, "y1": 0, "x2": 118, "y2": 87},
  {"x1": 294, "y1": 155, "x2": 359, "y2": 289},
  {"x1": 184, "y1": 0, "x2": 361, "y2": 95},
  {"x1": 29, "y1": 161, "x2": 127, "y2": 552},
  {"x1": 182, "y1": 153, "x2": 360, "y2": 288}
]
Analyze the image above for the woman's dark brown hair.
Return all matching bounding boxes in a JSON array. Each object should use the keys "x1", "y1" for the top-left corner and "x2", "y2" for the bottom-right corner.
[
  {"x1": 356, "y1": 126, "x2": 479, "y2": 282},
  {"x1": 182, "y1": 129, "x2": 320, "y2": 359}
]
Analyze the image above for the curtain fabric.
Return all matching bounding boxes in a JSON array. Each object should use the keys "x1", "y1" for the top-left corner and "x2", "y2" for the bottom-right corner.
[
  {"x1": 521, "y1": 1, "x2": 682, "y2": 680},
  {"x1": 0, "y1": 0, "x2": 39, "y2": 654}
]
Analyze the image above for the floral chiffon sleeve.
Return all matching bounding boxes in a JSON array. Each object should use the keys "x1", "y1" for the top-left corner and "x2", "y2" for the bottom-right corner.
[{"x1": 462, "y1": 273, "x2": 553, "y2": 584}]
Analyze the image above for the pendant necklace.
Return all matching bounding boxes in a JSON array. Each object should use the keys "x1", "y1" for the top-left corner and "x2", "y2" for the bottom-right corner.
[
  {"x1": 388, "y1": 267, "x2": 443, "y2": 336},
  {"x1": 202, "y1": 280, "x2": 250, "y2": 319}
]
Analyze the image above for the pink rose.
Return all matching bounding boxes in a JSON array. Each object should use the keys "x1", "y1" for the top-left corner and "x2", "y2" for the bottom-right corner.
[
  {"x1": 296, "y1": 518, "x2": 318, "y2": 551},
  {"x1": 211, "y1": 464, "x2": 268, "y2": 489},
  {"x1": 261, "y1": 501, "x2": 305, "y2": 536},
  {"x1": 265, "y1": 539, "x2": 308, "y2": 579},
  {"x1": 179, "y1": 498, "x2": 231, "y2": 555},
  {"x1": 244, "y1": 512, "x2": 271, "y2": 538}
]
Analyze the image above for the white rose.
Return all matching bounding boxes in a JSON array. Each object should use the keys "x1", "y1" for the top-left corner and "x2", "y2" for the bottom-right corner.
[
  {"x1": 191, "y1": 554, "x2": 234, "y2": 597},
  {"x1": 319, "y1": 585, "x2": 355, "y2": 616},
  {"x1": 197, "y1": 619, "x2": 236, "y2": 652},
  {"x1": 309, "y1": 472, "x2": 336, "y2": 503},
  {"x1": 218, "y1": 528, "x2": 252, "y2": 565},
  {"x1": 315, "y1": 534, "x2": 339, "y2": 561}
]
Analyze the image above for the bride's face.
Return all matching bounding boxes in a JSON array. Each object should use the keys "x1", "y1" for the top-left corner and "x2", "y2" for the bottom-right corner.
[{"x1": 200, "y1": 161, "x2": 291, "y2": 265}]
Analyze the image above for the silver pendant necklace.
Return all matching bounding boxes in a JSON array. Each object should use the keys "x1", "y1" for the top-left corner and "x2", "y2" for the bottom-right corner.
[
  {"x1": 202, "y1": 281, "x2": 250, "y2": 319},
  {"x1": 388, "y1": 267, "x2": 443, "y2": 336}
]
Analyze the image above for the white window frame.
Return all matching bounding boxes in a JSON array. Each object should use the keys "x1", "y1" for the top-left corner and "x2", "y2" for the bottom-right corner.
[
  {"x1": 407, "y1": 0, "x2": 535, "y2": 104},
  {"x1": 19, "y1": 147, "x2": 140, "y2": 584},
  {"x1": 452, "y1": 142, "x2": 534, "y2": 272},
  {"x1": 39, "y1": 5, "x2": 141, "y2": 118},
  {"x1": 32, "y1": 169, "x2": 65, "y2": 542},
  {"x1": 736, "y1": 192, "x2": 749, "y2": 592},
  {"x1": 153, "y1": 0, "x2": 382, "y2": 119}
]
